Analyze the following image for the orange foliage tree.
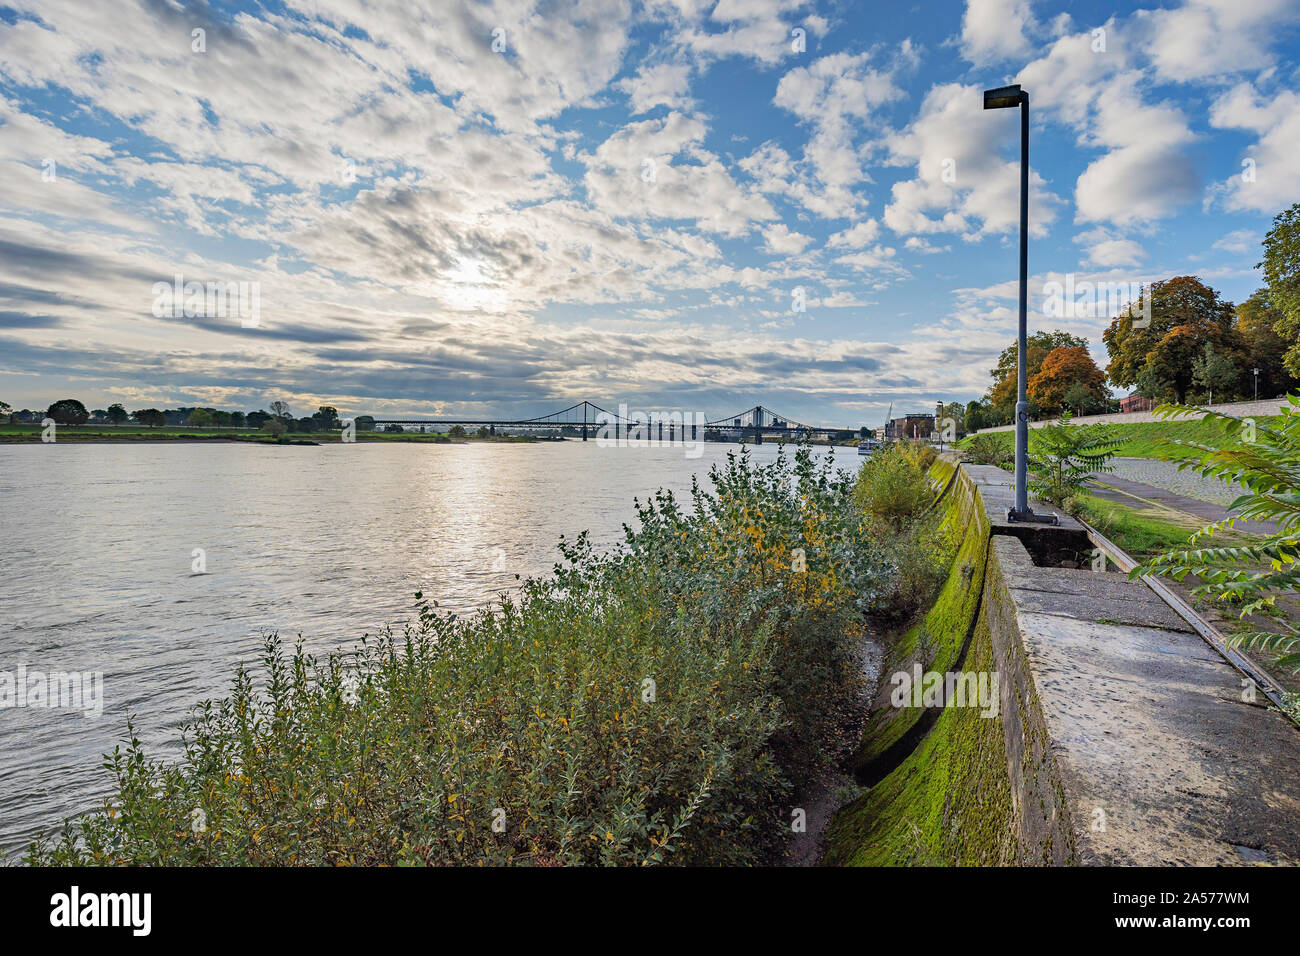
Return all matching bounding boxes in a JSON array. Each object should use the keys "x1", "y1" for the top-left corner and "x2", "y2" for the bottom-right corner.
[{"x1": 1027, "y1": 345, "x2": 1108, "y2": 415}]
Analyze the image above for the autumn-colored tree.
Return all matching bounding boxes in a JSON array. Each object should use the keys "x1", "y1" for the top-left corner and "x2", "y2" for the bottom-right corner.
[
  {"x1": 1102, "y1": 276, "x2": 1237, "y2": 404},
  {"x1": 1027, "y1": 346, "x2": 1108, "y2": 415},
  {"x1": 985, "y1": 330, "x2": 1088, "y2": 423}
]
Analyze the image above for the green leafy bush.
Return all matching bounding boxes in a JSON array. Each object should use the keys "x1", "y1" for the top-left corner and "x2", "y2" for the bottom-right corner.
[
  {"x1": 1026, "y1": 412, "x2": 1121, "y2": 508},
  {"x1": 854, "y1": 443, "x2": 934, "y2": 526},
  {"x1": 964, "y1": 433, "x2": 1013, "y2": 468},
  {"x1": 28, "y1": 447, "x2": 887, "y2": 866},
  {"x1": 1138, "y1": 397, "x2": 1300, "y2": 672}
]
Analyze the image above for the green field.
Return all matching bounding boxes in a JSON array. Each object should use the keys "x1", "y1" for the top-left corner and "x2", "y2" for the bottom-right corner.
[{"x1": 958, "y1": 415, "x2": 1278, "y2": 459}]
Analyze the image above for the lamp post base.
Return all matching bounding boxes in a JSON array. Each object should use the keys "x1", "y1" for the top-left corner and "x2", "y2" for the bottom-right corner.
[{"x1": 1006, "y1": 506, "x2": 1059, "y2": 525}]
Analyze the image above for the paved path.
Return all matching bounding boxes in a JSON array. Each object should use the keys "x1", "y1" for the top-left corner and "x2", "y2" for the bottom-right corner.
[
  {"x1": 1106, "y1": 457, "x2": 1246, "y2": 507},
  {"x1": 1088, "y1": 461, "x2": 1277, "y2": 537}
]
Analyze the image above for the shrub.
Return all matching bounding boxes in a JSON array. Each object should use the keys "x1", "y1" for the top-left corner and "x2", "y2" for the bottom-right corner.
[
  {"x1": 1026, "y1": 412, "x2": 1121, "y2": 507},
  {"x1": 1138, "y1": 397, "x2": 1300, "y2": 672},
  {"x1": 854, "y1": 443, "x2": 934, "y2": 526},
  {"x1": 27, "y1": 447, "x2": 888, "y2": 866},
  {"x1": 964, "y1": 433, "x2": 1013, "y2": 468}
]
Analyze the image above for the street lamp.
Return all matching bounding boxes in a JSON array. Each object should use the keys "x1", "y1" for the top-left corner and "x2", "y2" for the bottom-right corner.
[
  {"x1": 1254, "y1": 367, "x2": 1260, "y2": 401},
  {"x1": 983, "y1": 83, "x2": 1054, "y2": 524}
]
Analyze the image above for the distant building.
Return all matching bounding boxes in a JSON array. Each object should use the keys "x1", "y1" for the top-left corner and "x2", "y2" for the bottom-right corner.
[
  {"x1": 1120, "y1": 394, "x2": 1153, "y2": 413},
  {"x1": 885, "y1": 413, "x2": 935, "y2": 440}
]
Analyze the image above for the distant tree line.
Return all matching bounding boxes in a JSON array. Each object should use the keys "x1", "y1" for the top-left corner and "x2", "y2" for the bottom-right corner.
[{"x1": 2, "y1": 399, "x2": 376, "y2": 434}]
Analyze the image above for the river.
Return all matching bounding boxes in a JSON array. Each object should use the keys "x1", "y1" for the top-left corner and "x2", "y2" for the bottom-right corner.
[{"x1": 0, "y1": 439, "x2": 860, "y2": 854}]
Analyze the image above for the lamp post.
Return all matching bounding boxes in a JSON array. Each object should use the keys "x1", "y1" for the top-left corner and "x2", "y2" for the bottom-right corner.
[
  {"x1": 1254, "y1": 367, "x2": 1260, "y2": 401},
  {"x1": 983, "y1": 83, "x2": 1053, "y2": 523}
]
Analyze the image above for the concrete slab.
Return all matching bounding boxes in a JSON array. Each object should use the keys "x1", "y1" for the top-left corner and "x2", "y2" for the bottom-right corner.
[{"x1": 986, "y1": 531, "x2": 1300, "y2": 865}]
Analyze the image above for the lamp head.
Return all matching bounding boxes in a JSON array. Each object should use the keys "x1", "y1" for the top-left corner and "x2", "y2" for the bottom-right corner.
[{"x1": 983, "y1": 84, "x2": 1024, "y2": 109}]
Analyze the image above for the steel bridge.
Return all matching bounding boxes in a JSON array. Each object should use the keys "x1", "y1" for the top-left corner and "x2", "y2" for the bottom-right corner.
[{"x1": 370, "y1": 402, "x2": 848, "y2": 444}]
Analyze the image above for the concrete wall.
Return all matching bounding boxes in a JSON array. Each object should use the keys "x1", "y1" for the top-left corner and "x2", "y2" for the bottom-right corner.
[{"x1": 975, "y1": 397, "x2": 1286, "y2": 433}]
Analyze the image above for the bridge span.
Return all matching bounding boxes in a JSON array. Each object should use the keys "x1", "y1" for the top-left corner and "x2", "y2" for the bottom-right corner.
[{"x1": 370, "y1": 401, "x2": 858, "y2": 444}]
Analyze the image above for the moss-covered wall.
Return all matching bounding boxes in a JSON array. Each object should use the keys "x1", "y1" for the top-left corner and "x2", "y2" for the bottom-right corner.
[
  {"x1": 827, "y1": 461, "x2": 1075, "y2": 866},
  {"x1": 849, "y1": 460, "x2": 989, "y2": 777}
]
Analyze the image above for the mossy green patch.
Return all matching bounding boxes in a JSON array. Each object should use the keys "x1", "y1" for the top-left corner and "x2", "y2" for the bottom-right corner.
[
  {"x1": 825, "y1": 612, "x2": 1014, "y2": 866},
  {"x1": 851, "y1": 465, "x2": 990, "y2": 772}
]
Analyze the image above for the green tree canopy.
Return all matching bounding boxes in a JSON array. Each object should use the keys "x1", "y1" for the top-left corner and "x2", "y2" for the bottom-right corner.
[
  {"x1": 1238, "y1": 289, "x2": 1300, "y2": 398},
  {"x1": 46, "y1": 399, "x2": 88, "y2": 425},
  {"x1": 1261, "y1": 202, "x2": 1300, "y2": 377},
  {"x1": 1102, "y1": 276, "x2": 1237, "y2": 404}
]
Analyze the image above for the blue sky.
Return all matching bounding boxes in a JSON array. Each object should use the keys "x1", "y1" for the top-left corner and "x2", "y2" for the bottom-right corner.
[{"x1": 1, "y1": 0, "x2": 1298, "y2": 426}]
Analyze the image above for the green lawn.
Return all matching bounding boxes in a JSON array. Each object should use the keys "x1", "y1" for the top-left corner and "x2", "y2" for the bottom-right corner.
[
  {"x1": 1071, "y1": 493, "x2": 1220, "y2": 557},
  {"x1": 958, "y1": 415, "x2": 1279, "y2": 460}
]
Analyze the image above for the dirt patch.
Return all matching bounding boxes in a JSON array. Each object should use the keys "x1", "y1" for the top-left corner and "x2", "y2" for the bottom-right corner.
[{"x1": 783, "y1": 635, "x2": 884, "y2": 866}]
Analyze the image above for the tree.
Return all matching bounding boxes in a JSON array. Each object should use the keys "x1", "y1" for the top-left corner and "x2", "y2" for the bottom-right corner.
[
  {"x1": 246, "y1": 410, "x2": 271, "y2": 428},
  {"x1": 46, "y1": 399, "x2": 89, "y2": 425},
  {"x1": 1027, "y1": 345, "x2": 1108, "y2": 416},
  {"x1": 106, "y1": 403, "x2": 129, "y2": 424},
  {"x1": 986, "y1": 330, "x2": 1088, "y2": 423},
  {"x1": 355, "y1": 415, "x2": 376, "y2": 432},
  {"x1": 187, "y1": 408, "x2": 214, "y2": 427},
  {"x1": 1103, "y1": 276, "x2": 1237, "y2": 404},
  {"x1": 295, "y1": 417, "x2": 316, "y2": 433},
  {"x1": 261, "y1": 419, "x2": 287, "y2": 439},
  {"x1": 1026, "y1": 412, "x2": 1122, "y2": 508},
  {"x1": 937, "y1": 401, "x2": 966, "y2": 437},
  {"x1": 229, "y1": 411, "x2": 246, "y2": 428},
  {"x1": 269, "y1": 400, "x2": 292, "y2": 421},
  {"x1": 1260, "y1": 202, "x2": 1300, "y2": 377},
  {"x1": 134, "y1": 408, "x2": 166, "y2": 427},
  {"x1": 448, "y1": 425, "x2": 467, "y2": 438},
  {"x1": 1237, "y1": 290, "x2": 1299, "y2": 399},
  {"x1": 1191, "y1": 343, "x2": 1242, "y2": 405},
  {"x1": 0, "y1": 400, "x2": 10, "y2": 420},
  {"x1": 312, "y1": 405, "x2": 340, "y2": 429},
  {"x1": 963, "y1": 400, "x2": 991, "y2": 433}
]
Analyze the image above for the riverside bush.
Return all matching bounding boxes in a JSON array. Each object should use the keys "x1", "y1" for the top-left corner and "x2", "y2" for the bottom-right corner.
[
  {"x1": 852, "y1": 444, "x2": 948, "y2": 621},
  {"x1": 853, "y1": 443, "x2": 933, "y2": 526},
  {"x1": 28, "y1": 447, "x2": 886, "y2": 866}
]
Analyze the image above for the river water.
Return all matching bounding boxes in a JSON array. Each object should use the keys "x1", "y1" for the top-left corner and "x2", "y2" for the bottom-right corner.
[{"x1": 0, "y1": 439, "x2": 859, "y2": 854}]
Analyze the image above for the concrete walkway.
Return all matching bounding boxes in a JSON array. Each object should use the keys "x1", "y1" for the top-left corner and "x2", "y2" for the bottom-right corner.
[{"x1": 1088, "y1": 466, "x2": 1278, "y2": 538}]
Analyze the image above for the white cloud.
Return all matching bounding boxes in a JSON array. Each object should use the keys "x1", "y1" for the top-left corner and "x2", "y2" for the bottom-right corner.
[
  {"x1": 1014, "y1": 29, "x2": 1197, "y2": 227},
  {"x1": 1212, "y1": 228, "x2": 1258, "y2": 254},
  {"x1": 959, "y1": 0, "x2": 1036, "y2": 65},
  {"x1": 618, "y1": 62, "x2": 693, "y2": 114},
  {"x1": 828, "y1": 219, "x2": 881, "y2": 248},
  {"x1": 1136, "y1": 0, "x2": 1299, "y2": 83},
  {"x1": 882, "y1": 83, "x2": 1061, "y2": 239},
  {"x1": 582, "y1": 112, "x2": 777, "y2": 236},
  {"x1": 761, "y1": 223, "x2": 813, "y2": 255},
  {"x1": 1208, "y1": 82, "x2": 1300, "y2": 215}
]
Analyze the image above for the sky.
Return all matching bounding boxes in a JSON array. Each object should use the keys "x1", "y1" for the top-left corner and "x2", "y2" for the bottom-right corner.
[{"x1": 1, "y1": 0, "x2": 1298, "y2": 427}]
